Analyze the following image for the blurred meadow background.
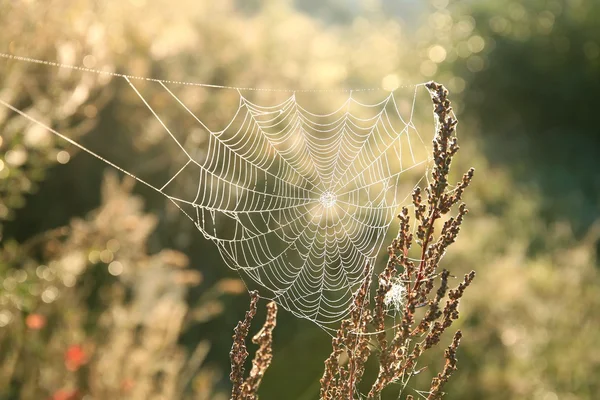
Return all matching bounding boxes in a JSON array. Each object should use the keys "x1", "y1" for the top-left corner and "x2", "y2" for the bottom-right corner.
[{"x1": 1, "y1": 0, "x2": 599, "y2": 399}]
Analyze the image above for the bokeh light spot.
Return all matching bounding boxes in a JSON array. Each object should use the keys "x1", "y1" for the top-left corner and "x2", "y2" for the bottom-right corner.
[
  {"x1": 5, "y1": 148, "x2": 27, "y2": 167},
  {"x1": 88, "y1": 250, "x2": 100, "y2": 264},
  {"x1": 429, "y1": 12, "x2": 453, "y2": 31},
  {"x1": 3, "y1": 277, "x2": 16, "y2": 291},
  {"x1": 0, "y1": 310, "x2": 13, "y2": 327},
  {"x1": 57, "y1": 150, "x2": 70, "y2": 164},
  {"x1": 508, "y1": 3, "x2": 526, "y2": 21},
  {"x1": 489, "y1": 16, "x2": 510, "y2": 34},
  {"x1": 455, "y1": 18, "x2": 475, "y2": 37},
  {"x1": 457, "y1": 41, "x2": 472, "y2": 58},
  {"x1": 63, "y1": 274, "x2": 76, "y2": 288},
  {"x1": 42, "y1": 267, "x2": 55, "y2": 282},
  {"x1": 537, "y1": 11, "x2": 555, "y2": 34},
  {"x1": 36, "y1": 265, "x2": 46, "y2": 279},
  {"x1": 82, "y1": 54, "x2": 97, "y2": 68},
  {"x1": 41, "y1": 286, "x2": 59, "y2": 303},
  {"x1": 467, "y1": 55, "x2": 485, "y2": 72},
  {"x1": 428, "y1": 45, "x2": 447, "y2": 63},
  {"x1": 100, "y1": 249, "x2": 114, "y2": 264},
  {"x1": 448, "y1": 77, "x2": 466, "y2": 93},
  {"x1": 501, "y1": 327, "x2": 519, "y2": 346},
  {"x1": 381, "y1": 74, "x2": 400, "y2": 91},
  {"x1": 467, "y1": 36, "x2": 485, "y2": 53},
  {"x1": 420, "y1": 60, "x2": 438, "y2": 77},
  {"x1": 14, "y1": 270, "x2": 27, "y2": 283},
  {"x1": 24, "y1": 124, "x2": 52, "y2": 148},
  {"x1": 108, "y1": 261, "x2": 124, "y2": 276},
  {"x1": 107, "y1": 239, "x2": 121, "y2": 252}
]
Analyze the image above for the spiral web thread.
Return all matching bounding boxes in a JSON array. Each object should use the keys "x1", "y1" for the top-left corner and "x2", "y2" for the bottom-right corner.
[{"x1": 0, "y1": 56, "x2": 436, "y2": 329}]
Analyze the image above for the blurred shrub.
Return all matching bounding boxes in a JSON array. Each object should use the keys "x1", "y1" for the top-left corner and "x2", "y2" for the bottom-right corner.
[
  {"x1": 403, "y1": 2, "x2": 600, "y2": 399},
  {"x1": 0, "y1": 174, "x2": 244, "y2": 399},
  {"x1": 0, "y1": 0, "x2": 119, "y2": 238},
  {"x1": 421, "y1": 159, "x2": 597, "y2": 399},
  {"x1": 432, "y1": 0, "x2": 600, "y2": 233}
]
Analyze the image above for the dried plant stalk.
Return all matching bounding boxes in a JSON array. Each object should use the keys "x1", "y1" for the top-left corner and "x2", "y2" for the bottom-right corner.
[
  {"x1": 427, "y1": 330, "x2": 462, "y2": 400},
  {"x1": 319, "y1": 81, "x2": 476, "y2": 400},
  {"x1": 242, "y1": 301, "x2": 278, "y2": 400},
  {"x1": 230, "y1": 291, "x2": 259, "y2": 400},
  {"x1": 230, "y1": 292, "x2": 278, "y2": 400},
  {"x1": 320, "y1": 263, "x2": 373, "y2": 400}
]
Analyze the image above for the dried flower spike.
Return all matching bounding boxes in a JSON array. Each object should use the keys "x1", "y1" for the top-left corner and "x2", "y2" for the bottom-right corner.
[
  {"x1": 230, "y1": 290, "x2": 259, "y2": 400},
  {"x1": 230, "y1": 291, "x2": 278, "y2": 400},
  {"x1": 319, "y1": 82, "x2": 476, "y2": 400},
  {"x1": 242, "y1": 301, "x2": 278, "y2": 400}
]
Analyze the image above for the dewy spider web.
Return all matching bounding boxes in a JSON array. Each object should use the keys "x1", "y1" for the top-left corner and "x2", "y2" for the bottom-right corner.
[{"x1": 0, "y1": 54, "x2": 437, "y2": 329}]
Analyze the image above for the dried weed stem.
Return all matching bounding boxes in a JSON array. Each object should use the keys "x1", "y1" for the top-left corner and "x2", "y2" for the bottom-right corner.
[
  {"x1": 323, "y1": 81, "x2": 475, "y2": 400},
  {"x1": 230, "y1": 291, "x2": 278, "y2": 400},
  {"x1": 230, "y1": 82, "x2": 475, "y2": 400}
]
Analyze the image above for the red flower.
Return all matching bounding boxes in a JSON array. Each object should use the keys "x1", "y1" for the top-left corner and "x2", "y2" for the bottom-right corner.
[
  {"x1": 64, "y1": 345, "x2": 87, "y2": 371},
  {"x1": 50, "y1": 389, "x2": 80, "y2": 400},
  {"x1": 26, "y1": 313, "x2": 46, "y2": 330},
  {"x1": 120, "y1": 379, "x2": 135, "y2": 393}
]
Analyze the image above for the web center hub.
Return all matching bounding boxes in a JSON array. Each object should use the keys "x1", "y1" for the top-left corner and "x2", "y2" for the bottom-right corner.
[{"x1": 319, "y1": 191, "x2": 337, "y2": 208}]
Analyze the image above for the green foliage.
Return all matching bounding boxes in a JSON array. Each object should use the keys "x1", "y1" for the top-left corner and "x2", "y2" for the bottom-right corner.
[{"x1": 444, "y1": 0, "x2": 600, "y2": 234}]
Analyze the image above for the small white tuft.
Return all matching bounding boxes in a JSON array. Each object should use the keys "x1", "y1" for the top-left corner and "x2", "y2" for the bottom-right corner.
[{"x1": 384, "y1": 281, "x2": 407, "y2": 312}]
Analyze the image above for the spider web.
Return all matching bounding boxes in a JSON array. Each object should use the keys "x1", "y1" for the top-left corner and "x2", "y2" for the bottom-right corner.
[{"x1": 0, "y1": 55, "x2": 437, "y2": 329}]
